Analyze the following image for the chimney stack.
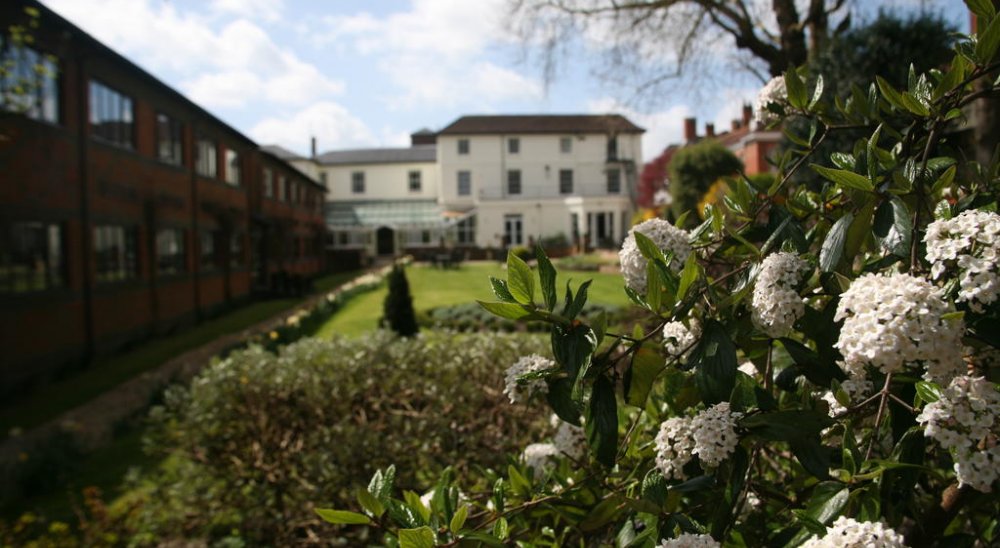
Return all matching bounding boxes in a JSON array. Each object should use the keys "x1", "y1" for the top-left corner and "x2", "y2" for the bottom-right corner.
[
  {"x1": 731, "y1": 119, "x2": 741, "y2": 131},
  {"x1": 311, "y1": 136, "x2": 317, "y2": 159},
  {"x1": 742, "y1": 104, "x2": 752, "y2": 127},
  {"x1": 705, "y1": 123, "x2": 715, "y2": 137},
  {"x1": 683, "y1": 117, "x2": 697, "y2": 142}
]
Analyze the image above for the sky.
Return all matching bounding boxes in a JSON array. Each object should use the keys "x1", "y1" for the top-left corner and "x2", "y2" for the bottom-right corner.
[{"x1": 42, "y1": 0, "x2": 970, "y2": 162}]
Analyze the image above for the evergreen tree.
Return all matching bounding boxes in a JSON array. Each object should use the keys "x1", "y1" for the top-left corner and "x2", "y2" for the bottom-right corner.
[
  {"x1": 381, "y1": 264, "x2": 419, "y2": 337},
  {"x1": 668, "y1": 140, "x2": 742, "y2": 227}
]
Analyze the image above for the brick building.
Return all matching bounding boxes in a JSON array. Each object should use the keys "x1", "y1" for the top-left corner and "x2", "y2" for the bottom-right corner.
[{"x1": 0, "y1": 1, "x2": 327, "y2": 394}]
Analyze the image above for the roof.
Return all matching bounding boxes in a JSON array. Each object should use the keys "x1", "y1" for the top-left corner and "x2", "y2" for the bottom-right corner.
[
  {"x1": 316, "y1": 146, "x2": 437, "y2": 165},
  {"x1": 326, "y1": 200, "x2": 464, "y2": 229},
  {"x1": 260, "y1": 144, "x2": 306, "y2": 161},
  {"x1": 438, "y1": 114, "x2": 645, "y2": 136}
]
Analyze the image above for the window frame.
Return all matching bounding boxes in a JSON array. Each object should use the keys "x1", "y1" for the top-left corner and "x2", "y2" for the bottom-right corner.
[
  {"x1": 89, "y1": 79, "x2": 134, "y2": 148},
  {"x1": 155, "y1": 112, "x2": 183, "y2": 166},
  {"x1": 0, "y1": 221, "x2": 65, "y2": 293},
  {"x1": 457, "y1": 138, "x2": 469, "y2": 155},
  {"x1": 195, "y1": 133, "x2": 217, "y2": 178},
  {"x1": 408, "y1": 170, "x2": 422, "y2": 192},
  {"x1": 560, "y1": 136, "x2": 572, "y2": 154},
  {"x1": 93, "y1": 224, "x2": 138, "y2": 283},
  {"x1": 508, "y1": 137, "x2": 520, "y2": 154},
  {"x1": 0, "y1": 41, "x2": 60, "y2": 124},
  {"x1": 559, "y1": 169, "x2": 574, "y2": 194},
  {"x1": 351, "y1": 171, "x2": 365, "y2": 194},
  {"x1": 224, "y1": 148, "x2": 241, "y2": 186},
  {"x1": 606, "y1": 168, "x2": 621, "y2": 194},
  {"x1": 507, "y1": 169, "x2": 522, "y2": 195},
  {"x1": 457, "y1": 170, "x2": 471, "y2": 196},
  {"x1": 155, "y1": 227, "x2": 186, "y2": 276}
]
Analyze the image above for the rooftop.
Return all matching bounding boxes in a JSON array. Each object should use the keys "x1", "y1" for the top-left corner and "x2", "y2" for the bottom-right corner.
[
  {"x1": 326, "y1": 200, "x2": 462, "y2": 229},
  {"x1": 315, "y1": 145, "x2": 437, "y2": 165},
  {"x1": 438, "y1": 114, "x2": 645, "y2": 136}
]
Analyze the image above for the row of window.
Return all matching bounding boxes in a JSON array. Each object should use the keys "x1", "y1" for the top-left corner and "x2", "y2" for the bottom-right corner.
[
  {"x1": 0, "y1": 221, "x2": 255, "y2": 293},
  {"x1": 348, "y1": 170, "x2": 424, "y2": 195},
  {"x1": 457, "y1": 136, "x2": 618, "y2": 157},
  {"x1": 453, "y1": 168, "x2": 622, "y2": 197},
  {"x1": 263, "y1": 168, "x2": 323, "y2": 213}
]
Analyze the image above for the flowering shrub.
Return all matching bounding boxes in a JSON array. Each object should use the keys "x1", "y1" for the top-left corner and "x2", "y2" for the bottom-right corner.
[{"x1": 318, "y1": 13, "x2": 1000, "y2": 547}]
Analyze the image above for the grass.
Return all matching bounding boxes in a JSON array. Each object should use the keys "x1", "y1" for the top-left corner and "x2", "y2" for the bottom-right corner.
[
  {"x1": 0, "y1": 271, "x2": 359, "y2": 434},
  {"x1": 315, "y1": 261, "x2": 630, "y2": 338}
]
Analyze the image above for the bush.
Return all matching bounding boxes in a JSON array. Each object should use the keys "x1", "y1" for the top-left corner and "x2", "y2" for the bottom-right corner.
[
  {"x1": 119, "y1": 331, "x2": 551, "y2": 545},
  {"x1": 381, "y1": 264, "x2": 419, "y2": 336},
  {"x1": 668, "y1": 140, "x2": 742, "y2": 226},
  {"x1": 421, "y1": 302, "x2": 627, "y2": 332}
]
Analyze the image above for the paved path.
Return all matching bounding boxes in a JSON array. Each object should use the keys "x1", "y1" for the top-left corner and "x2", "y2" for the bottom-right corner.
[{"x1": 0, "y1": 272, "x2": 377, "y2": 474}]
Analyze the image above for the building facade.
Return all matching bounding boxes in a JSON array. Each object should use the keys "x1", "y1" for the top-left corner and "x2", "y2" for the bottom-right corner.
[
  {"x1": 0, "y1": 1, "x2": 327, "y2": 394},
  {"x1": 299, "y1": 115, "x2": 644, "y2": 259}
]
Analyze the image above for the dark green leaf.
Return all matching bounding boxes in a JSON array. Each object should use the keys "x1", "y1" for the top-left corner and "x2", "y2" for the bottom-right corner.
[
  {"x1": 546, "y1": 377, "x2": 582, "y2": 426},
  {"x1": 741, "y1": 410, "x2": 832, "y2": 442},
  {"x1": 830, "y1": 152, "x2": 856, "y2": 171},
  {"x1": 625, "y1": 343, "x2": 665, "y2": 407},
  {"x1": 460, "y1": 532, "x2": 506, "y2": 547},
  {"x1": 645, "y1": 260, "x2": 663, "y2": 311},
  {"x1": 450, "y1": 504, "x2": 468, "y2": 532},
  {"x1": 820, "y1": 213, "x2": 854, "y2": 273},
  {"x1": 551, "y1": 323, "x2": 597, "y2": 382},
  {"x1": 785, "y1": 67, "x2": 808, "y2": 109},
  {"x1": 398, "y1": 526, "x2": 436, "y2": 548},
  {"x1": 356, "y1": 488, "x2": 385, "y2": 518},
  {"x1": 641, "y1": 468, "x2": 668, "y2": 507},
  {"x1": 535, "y1": 245, "x2": 557, "y2": 311},
  {"x1": 900, "y1": 92, "x2": 930, "y2": 116},
  {"x1": 791, "y1": 438, "x2": 832, "y2": 479},
  {"x1": 507, "y1": 251, "x2": 535, "y2": 304},
  {"x1": 314, "y1": 509, "x2": 371, "y2": 525},
  {"x1": 369, "y1": 465, "x2": 396, "y2": 501},
  {"x1": 633, "y1": 231, "x2": 666, "y2": 263},
  {"x1": 492, "y1": 517, "x2": 509, "y2": 540},
  {"x1": 581, "y1": 495, "x2": 626, "y2": 532},
  {"x1": 566, "y1": 279, "x2": 593, "y2": 319},
  {"x1": 976, "y1": 10, "x2": 1000, "y2": 63},
  {"x1": 586, "y1": 375, "x2": 619, "y2": 467},
  {"x1": 489, "y1": 276, "x2": 516, "y2": 303},
  {"x1": 809, "y1": 74, "x2": 825, "y2": 109},
  {"x1": 669, "y1": 475, "x2": 715, "y2": 493},
  {"x1": 779, "y1": 338, "x2": 847, "y2": 386},
  {"x1": 676, "y1": 254, "x2": 699, "y2": 303},
  {"x1": 803, "y1": 483, "x2": 849, "y2": 524},
  {"x1": 810, "y1": 165, "x2": 874, "y2": 192},
  {"x1": 691, "y1": 320, "x2": 737, "y2": 405},
  {"x1": 915, "y1": 381, "x2": 943, "y2": 405},
  {"x1": 876, "y1": 76, "x2": 907, "y2": 111},
  {"x1": 966, "y1": 0, "x2": 997, "y2": 20}
]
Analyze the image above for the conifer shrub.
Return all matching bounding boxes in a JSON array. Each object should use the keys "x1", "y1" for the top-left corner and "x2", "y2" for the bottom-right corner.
[{"x1": 381, "y1": 264, "x2": 419, "y2": 337}]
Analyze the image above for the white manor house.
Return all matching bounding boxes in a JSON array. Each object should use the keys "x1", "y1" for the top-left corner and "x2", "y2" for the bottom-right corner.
[{"x1": 266, "y1": 114, "x2": 644, "y2": 259}]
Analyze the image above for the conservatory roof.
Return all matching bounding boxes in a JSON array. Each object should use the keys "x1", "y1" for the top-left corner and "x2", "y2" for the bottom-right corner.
[{"x1": 326, "y1": 200, "x2": 471, "y2": 229}]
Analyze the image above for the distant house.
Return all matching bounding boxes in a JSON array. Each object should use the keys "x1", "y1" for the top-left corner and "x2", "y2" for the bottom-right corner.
[{"x1": 283, "y1": 114, "x2": 644, "y2": 259}]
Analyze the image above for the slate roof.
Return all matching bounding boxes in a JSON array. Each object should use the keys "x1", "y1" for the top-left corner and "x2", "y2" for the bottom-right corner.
[
  {"x1": 438, "y1": 114, "x2": 645, "y2": 135},
  {"x1": 260, "y1": 144, "x2": 306, "y2": 161},
  {"x1": 316, "y1": 145, "x2": 437, "y2": 165},
  {"x1": 326, "y1": 200, "x2": 456, "y2": 228}
]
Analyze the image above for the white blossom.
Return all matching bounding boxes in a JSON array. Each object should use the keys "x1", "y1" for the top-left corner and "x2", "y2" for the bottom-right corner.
[
  {"x1": 655, "y1": 403, "x2": 742, "y2": 479},
  {"x1": 619, "y1": 219, "x2": 692, "y2": 295},
  {"x1": 834, "y1": 273, "x2": 965, "y2": 383},
  {"x1": 925, "y1": 210, "x2": 1000, "y2": 313},
  {"x1": 663, "y1": 320, "x2": 701, "y2": 362},
  {"x1": 522, "y1": 443, "x2": 559, "y2": 475},
  {"x1": 503, "y1": 354, "x2": 554, "y2": 404},
  {"x1": 738, "y1": 361, "x2": 758, "y2": 378},
  {"x1": 751, "y1": 252, "x2": 810, "y2": 338},
  {"x1": 821, "y1": 377, "x2": 874, "y2": 417},
  {"x1": 917, "y1": 375, "x2": 1000, "y2": 492},
  {"x1": 659, "y1": 533, "x2": 721, "y2": 548},
  {"x1": 800, "y1": 516, "x2": 908, "y2": 547},
  {"x1": 551, "y1": 415, "x2": 587, "y2": 461},
  {"x1": 753, "y1": 75, "x2": 787, "y2": 128}
]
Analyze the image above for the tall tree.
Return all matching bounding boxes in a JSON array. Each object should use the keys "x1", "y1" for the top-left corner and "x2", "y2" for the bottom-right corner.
[
  {"x1": 668, "y1": 140, "x2": 742, "y2": 226},
  {"x1": 507, "y1": 0, "x2": 858, "y2": 102}
]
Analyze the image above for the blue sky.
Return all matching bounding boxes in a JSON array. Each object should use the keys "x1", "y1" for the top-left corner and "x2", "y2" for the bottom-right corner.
[{"x1": 43, "y1": 0, "x2": 969, "y2": 160}]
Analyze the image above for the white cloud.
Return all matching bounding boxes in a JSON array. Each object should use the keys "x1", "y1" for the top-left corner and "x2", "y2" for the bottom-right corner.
[
  {"x1": 211, "y1": 0, "x2": 285, "y2": 23},
  {"x1": 251, "y1": 101, "x2": 379, "y2": 155},
  {"x1": 45, "y1": 0, "x2": 343, "y2": 110},
  {"x1": 587, "y1": 98, "x2": 691, "y2": 162}
]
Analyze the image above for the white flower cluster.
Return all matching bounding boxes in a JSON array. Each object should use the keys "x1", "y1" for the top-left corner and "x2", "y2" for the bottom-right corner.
[
  {"x1": 925, "y1": 210, "x2": 1000, "y2": 313},
  {"x1": 619, "y1": 219, "x2": 692, "y2": 295},
  {"x1": 655, "y1": 403, "x2": 742, "y2": 480},
  {"x1": 917, "y1": 375, "x2": 1000, "y2": 492},
  {"x1": 659, "y1": 533, "x2": 721, "y2": 548},
  {"x1": 503, "y1": 354, "x2": 555, "y2": 404},
  {"x1": 663, "y1": 320, "x2": 700, "y2": 362},
  {"x1": 751, "y1": 252, "x2": 810, "y2": 338},
  {"x1": 522, "y1": 443, "x2": 559, "y2": 475},
  {"x1": 800, "y1": 516, "x2": 908, "y2": 547},
  {"x1": 753, "y1": 75, "x2": 787, "y2": 128},
  {"x1": 551, "y1": 415, "x2": 588, "y2": 461},
  {"x1": 834, "y1": 273, "x2": 965, "y2": 383},
  {"x1": 821, "y1": 377, "x2": 874, "y2": 417}
]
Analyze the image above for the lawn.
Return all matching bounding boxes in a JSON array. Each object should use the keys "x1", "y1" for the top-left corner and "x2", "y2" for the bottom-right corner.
[
  {"x1": 315, "y1": 261, "x2": 630, "y2": 338},
  {"x1": 0, "y1": 271, "x2": 359, "y2": 434}
]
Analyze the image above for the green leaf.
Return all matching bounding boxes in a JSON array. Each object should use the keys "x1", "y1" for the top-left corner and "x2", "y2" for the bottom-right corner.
[
  {"x1": 566, "y1": 279, "x2": 593, "y2": 319},
  {"x1": 791, "y1": 438, "x2": 832, "y2": 479},
  {"x1": 876, "y1": 76, "x2": 907, "y2": 111},
  {"x1": 314, "y1": 509, "x2": 371, "y2": 525},
  {"x1": 873, "y1": 196, "x2": 912, "y2": 258},
  {"x1": 535, "y1": 244, "x2": 557, "y2": 311},
  {"x1": 546, "y1": 377, "x2": 582, "y2": 426},
  {"x1": 477, "y1": 300, "x2": 534, "y2": 320},
  {"x1": 741, "y1": 410, "x2": 832, "y2": 442},
  {"x1": 551, "y1": 323, "x2": 597, "y2": 382},
  {"x1": 966, "y1": 0, "x2": 997, "y2": 20},
  {"x1": 809, "y1": 74, "x2": 824, "y2": 109},
  {"x1": 830, "y1": 152, "x2": 856, "y2": 171},
  {"x1": 670, "y1": 474, "x2": 715, "y2": 492},
  {"x1": 803, "y1": 483, "x2": 849, "y2": 524},
  {"x1": 586, "y1": 374, "x2": 619, "y2": 467},
  {"x1": 641, "y1": 468, "x2": 668, "y2": 507},
  {"x1": 915, "y1": 381, "x2": 943, "y2": 405},
  {"x1": 492, "y1": 478, "x2": 505, "y2": 514},
  {"x1": 976, "y1": 10, "x2": 1000, "y2": 63},
  {"x1": 645, "y1": 260, "x2": 663, "y2": 311},
  {"x1": 460, "y1": 532, "x2": 506, "y2": 547},
  {"x1": 899, "y1": 92, "x2": 930, "y2": 116},
  {"x1": 356, "y1": 488, "x2": 385, "y2": 518},
  {"x1": 785, "y1": 67, "x2": 808, "y2": 110},
  {"x1": 507, "y1": 251, "x2": 535, "y2": 304},
  {"x1": 819, "y1": 213, "x2": 854, "y2": 273},
  {"x1": 507, "y1": 464, "x2": 531, "y2": 495},
  {"x1": 691, "y1": 320, "x2": 737, "y2": 405},
  {"x1": 581, "y1": 495, "x2": 627, "y2": 533},
  {"x1": 492, "y1": 517, "x2": 509, "y2": 540},
  {"x1": 489, "y1": 276, "x2": 516, "y2": 302},
  {"x1": 625, "y1": 343, "x2": 665, "y2": 407},
  {"x1": 398, "y1": 526, "x2": 436, "y2": 548},
  {"x1": 403, "y1": 490, "x2": 430, "y2": 523},
  {"x1": 676, "y1": 253, "x2": 699, "y2": 303},
  {"x1": 633, "y1": 231, "x2": 666, "y2": 263},
  {"x1": 369, "y1": 465, "x2": 396, "y2": 501},
  {"x1": 778, "y1": 338, "x2": 846, "y2": 386},
  {"x1": 450, "y1": 504, "x2": 468, "y2": 532},
  {"x1": 810, "y1": 165, "x2": 874, "y2": 192}
]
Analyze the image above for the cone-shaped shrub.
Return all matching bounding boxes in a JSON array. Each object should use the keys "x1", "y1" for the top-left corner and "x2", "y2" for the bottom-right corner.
[{"x1": 381, "y1": 263, "x2": 419, "y2": 336}]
